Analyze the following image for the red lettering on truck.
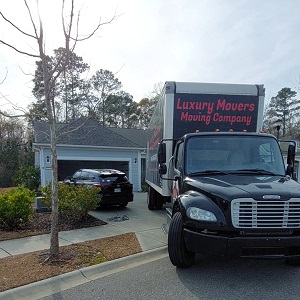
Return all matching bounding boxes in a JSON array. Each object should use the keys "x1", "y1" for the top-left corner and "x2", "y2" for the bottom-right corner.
[
  {"x1": 216, "y1": 99, "x2": 255, "y2": 111},
  {"x1": 176, "y1": 98, "x2": 214, "y2": 114}
]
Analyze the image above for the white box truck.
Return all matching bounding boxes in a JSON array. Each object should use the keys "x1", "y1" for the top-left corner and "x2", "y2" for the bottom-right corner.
[{"x1": 146, "y1": 81, "x2": 300, "y2": 267}]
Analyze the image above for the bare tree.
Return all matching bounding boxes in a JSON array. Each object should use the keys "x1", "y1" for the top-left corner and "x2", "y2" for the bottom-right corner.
[{"x1": 0, "y1": 0, "x2": 115, "y2": 260}]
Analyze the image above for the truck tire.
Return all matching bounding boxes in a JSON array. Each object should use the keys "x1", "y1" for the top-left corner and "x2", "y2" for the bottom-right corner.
[
  {"x1": 147, "y1": 187, "x2": 156, "y2": 210},
  {"x1": 285, "y1": 258, "x2": 300, "y2": 266},
  {"x1": 155, "y1": 195, "x2": 164, "y2": 210},
  {"x1": 168, "y1": 212, "x2": 195, "y2": 268}
]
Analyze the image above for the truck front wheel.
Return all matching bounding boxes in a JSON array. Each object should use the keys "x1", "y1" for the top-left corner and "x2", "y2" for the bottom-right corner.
[{"x1": 168, "y1": 212, "x2": 195, "y2": 268}]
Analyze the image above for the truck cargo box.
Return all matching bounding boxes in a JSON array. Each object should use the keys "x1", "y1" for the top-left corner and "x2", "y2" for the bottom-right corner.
[{"x1": 146, "y1": 81, "x2": 265, "y2": 197}]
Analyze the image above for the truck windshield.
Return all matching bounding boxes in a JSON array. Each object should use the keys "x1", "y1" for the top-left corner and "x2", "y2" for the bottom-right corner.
[{"x1": 185, "y1": 135, "x2": 286, "y2": 176}]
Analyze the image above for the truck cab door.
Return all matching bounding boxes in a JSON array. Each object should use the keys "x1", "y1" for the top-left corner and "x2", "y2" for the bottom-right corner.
[{"x1": 173, "y1": 141, "x2": 184, "y2": 199}]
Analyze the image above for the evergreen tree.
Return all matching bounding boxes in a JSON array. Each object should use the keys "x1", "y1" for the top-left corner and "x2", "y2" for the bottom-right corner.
[
  {"x1": 31, "y1": 48, "x2": 89, "y2": 122},
  {"x1": 106, "y1": 91, "x2": 136, "y2": 128},
  {"x1": 0, "y1": 116, "x2": 31, "y2": 187},
  {"x1": 135, "y1": 97, "x2": 158, "y2": 129},
  {"x1": 266, "y1": 87, "x2": 299, "y2": 137},
  {"x1": 88, "y1": 69, "x2": 122, "y2": 125}
]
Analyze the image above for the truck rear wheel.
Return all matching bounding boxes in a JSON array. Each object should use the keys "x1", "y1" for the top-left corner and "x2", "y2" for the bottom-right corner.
[
  {"x1": 155, "y1": 195, "x2": 164, "y2": 210},
  {"x1": 285, "y1": 257, "x2": 300, "y2": 266},
  {"x1": 147, "y1": 187, "x2": 156, "y2": 210},
  {"x1": 148, "y1": 187, "x2": 164, "y2": 210},
  {"x1": 168, "y1": 212, "x2": 195, "y2": 268}
]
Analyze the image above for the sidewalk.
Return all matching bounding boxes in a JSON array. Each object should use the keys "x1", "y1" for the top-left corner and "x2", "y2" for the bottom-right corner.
[
  {"x1": 0, "y1": 192, "x2": 168, "y2": 258},
  {"x1": 0, "y1": 192, "x2": 169, "y2": 300}
]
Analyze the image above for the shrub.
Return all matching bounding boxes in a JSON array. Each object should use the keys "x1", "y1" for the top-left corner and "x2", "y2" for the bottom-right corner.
[
  {"x1": 0, "y1": 187, "x2": 13, "y2": 195},
  {"x1": 141, "y1": 182, "x2": 149, "y2": 192},
  {"x1": 14, "y1": 166, "x2": 40, "y2": 191},
  {"x1": 0, "y1": 186, "x2": 35, "y2": 230},
  {"x1": 43, "y1": 183, "x2": 100, "y2": 222}
]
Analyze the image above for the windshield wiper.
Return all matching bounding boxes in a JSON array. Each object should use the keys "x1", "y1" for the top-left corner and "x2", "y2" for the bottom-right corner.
[
  {"x1": 189, "y1": 170, "x2": 229, "y2": 176},
  {"x1": 233, "y1": 169, "x2": 282, "y2": 176}
]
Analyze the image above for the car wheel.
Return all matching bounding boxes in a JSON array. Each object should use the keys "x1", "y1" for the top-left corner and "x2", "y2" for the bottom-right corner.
[
  {"x1": 168, "y1": 212, "x2": 195, "y2": 268},
  {"x1": 119, "y1": 202, "x2": 128, "y2": 208}
]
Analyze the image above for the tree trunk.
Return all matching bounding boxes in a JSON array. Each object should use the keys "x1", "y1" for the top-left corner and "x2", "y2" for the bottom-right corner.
[
  {"x1": 49, "y1": 121, "x2": 59, "y2": 257},
  {"x1": 41, "y1": 49, "x2": 60, "y2": 258}
]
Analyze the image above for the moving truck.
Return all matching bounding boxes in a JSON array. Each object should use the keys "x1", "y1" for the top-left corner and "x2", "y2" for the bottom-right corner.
[{"x1": 146, "y1": 81, "x2": 300, "y2": 267}]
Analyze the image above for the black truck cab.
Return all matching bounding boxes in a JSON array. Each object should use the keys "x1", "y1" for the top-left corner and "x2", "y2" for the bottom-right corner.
[{"x1": 159, "y1": 132, "x2": 300, "y2": 267}]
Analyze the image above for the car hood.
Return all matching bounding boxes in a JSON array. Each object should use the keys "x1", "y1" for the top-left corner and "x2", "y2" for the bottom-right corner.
[{"x1": 184, "y1": 174, "x2": 300, "y2": 201}]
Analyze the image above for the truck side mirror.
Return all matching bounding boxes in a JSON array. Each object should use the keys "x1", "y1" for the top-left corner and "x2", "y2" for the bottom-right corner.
[
  {"x1": 158, "y1": 142, "x2": 166, "y2": 164},
  {"x1": 287, "y1": 144, "x2": 295, "y2": 177},
  {"x1": 159, "y1": 164, "x2": 167, "y2": 175}
]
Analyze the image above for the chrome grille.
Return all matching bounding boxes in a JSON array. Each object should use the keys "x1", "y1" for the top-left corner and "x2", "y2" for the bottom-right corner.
[{"x1": 231, "y1": 198, "x2": 300, "y2": 228}]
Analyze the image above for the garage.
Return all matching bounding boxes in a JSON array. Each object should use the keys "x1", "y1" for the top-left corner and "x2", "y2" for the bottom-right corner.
[
  {"x1": 58, "y1": 160, "x2": 129, "y2": 181},
  {"x1": 33, "y1": 119, "x2": 147, "y2": 192}
]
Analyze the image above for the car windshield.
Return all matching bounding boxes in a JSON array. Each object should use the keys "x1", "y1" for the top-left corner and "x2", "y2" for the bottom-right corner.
[{"x1": 185, "y1": 135, "x2": 286, "y2": 176}]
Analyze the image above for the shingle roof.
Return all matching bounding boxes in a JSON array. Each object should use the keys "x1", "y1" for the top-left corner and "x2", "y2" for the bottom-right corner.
[
  {"x1": 109, "y1": 127, "x2": 147, "y2": 147},
  {"x1": 33, "y1": 119, "x2": 146, "y2": 149}
]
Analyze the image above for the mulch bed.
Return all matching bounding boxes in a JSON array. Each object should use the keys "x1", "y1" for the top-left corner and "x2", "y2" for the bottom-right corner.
[{"x1": 0, "y1": 213, "x2": 107, "y2": 241}]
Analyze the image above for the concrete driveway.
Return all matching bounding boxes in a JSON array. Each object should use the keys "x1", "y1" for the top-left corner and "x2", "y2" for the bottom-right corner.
[{"x1": 89, "y1": 192, "x2": 168, "y2": 251}]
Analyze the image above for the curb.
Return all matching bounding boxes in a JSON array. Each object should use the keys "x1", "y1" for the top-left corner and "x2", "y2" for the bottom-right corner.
[{"x1": 0, "y1": 247, "x2": 168, "y2": 300}]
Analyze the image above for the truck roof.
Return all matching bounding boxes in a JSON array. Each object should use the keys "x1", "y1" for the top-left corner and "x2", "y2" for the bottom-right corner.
[
  {"x1": 165, "y1": 81, "x2": 264, "y2": 97},
  {"x1": 184, "y1": 132, "x2": 275, "y2": 138}
]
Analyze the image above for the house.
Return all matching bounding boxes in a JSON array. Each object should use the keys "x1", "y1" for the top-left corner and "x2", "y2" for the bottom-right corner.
[{"x1": 33, "y1": 118, "x2": 148, "y2": 192}]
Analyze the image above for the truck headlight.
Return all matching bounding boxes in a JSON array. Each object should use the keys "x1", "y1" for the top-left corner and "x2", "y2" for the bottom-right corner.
[{"x1": 187, "y1": 207, "x2": 217, "y2": 222}]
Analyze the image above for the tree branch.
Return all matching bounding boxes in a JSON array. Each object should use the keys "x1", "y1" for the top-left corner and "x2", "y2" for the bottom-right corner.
[
  {"x1": 25, "y1": 0, "x2": 40, "y2": 41},
  {"x1": 0, "y1": 92, "x2": 28, "y2": 115},
  {"x1": 0, "y1": 110, "x2": 28, "y2": 118},
  {"x1": 71, "y1": 14, "x2": 117, "y2": 42},
  {"x1": 0, "y1": 11, "x2": 36, "y2": 39},
  {"x1": 0, "y1": 67, "x2": 8, "y2": 84},
  {"x1": 0, "y1": 39, "x2": 39, "y2": 57}
]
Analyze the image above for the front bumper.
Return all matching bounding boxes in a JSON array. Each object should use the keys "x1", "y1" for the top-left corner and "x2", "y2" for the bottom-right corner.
[{"x1": 184, "y1": 228, "x2": 300, "y2": 258}]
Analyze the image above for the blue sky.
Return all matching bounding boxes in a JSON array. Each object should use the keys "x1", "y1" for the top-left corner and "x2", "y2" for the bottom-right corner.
[{"x1": 0, "y1": 0, "x2": 299, "y2": 111}]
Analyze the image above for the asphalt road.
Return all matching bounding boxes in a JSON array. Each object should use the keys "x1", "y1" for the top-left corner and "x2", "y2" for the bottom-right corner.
[{"x1": 39, "y1": 254, "x2": 300, "y2": 300}]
